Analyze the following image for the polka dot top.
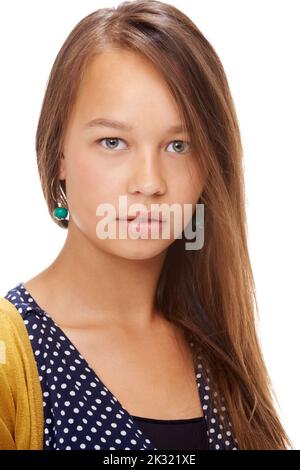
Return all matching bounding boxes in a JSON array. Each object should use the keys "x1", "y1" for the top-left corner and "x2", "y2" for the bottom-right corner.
[{"x1": 4, "y1": 282, "x2": 239, "y2": 450}]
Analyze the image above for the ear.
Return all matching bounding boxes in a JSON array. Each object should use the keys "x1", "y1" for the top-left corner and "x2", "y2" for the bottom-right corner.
[{"x1": 58, "y1": 153, "x2": 66, "y2": 180}]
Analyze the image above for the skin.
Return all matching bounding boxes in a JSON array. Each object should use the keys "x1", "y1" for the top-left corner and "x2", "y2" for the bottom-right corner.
[{"x1": 23, "y1": 49, "x2": 206, "y2": 418}]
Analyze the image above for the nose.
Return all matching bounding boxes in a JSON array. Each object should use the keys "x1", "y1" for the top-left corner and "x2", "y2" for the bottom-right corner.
[{"x1": 127, "y1": 148, "x2": 167, "y2": 197}]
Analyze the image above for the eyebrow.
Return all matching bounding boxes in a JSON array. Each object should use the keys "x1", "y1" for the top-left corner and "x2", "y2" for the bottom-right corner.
[{"x1": 84, "y1": 117, "x2": 184, "y2": 134}]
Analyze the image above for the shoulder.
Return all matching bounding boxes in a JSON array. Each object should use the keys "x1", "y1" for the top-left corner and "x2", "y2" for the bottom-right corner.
[
  {"x1": 0, "y1": 295, "x2": 44, "y2": 450},
  {"x1": 0, "y1": 296, "x2": 30, "y2": 355},
  {"x1": 0, "y1": 296, "x2": 37, "y2": 375}
]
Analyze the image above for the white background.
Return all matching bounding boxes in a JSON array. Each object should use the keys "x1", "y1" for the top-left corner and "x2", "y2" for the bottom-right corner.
[{"x1": 0, "y1": 0, "x2": 299, "y2": 449}]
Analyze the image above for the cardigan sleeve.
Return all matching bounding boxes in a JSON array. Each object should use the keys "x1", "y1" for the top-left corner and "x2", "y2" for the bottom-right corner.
[{"x1": 0, "y1": 297, "x2": 44, "y2": 450}]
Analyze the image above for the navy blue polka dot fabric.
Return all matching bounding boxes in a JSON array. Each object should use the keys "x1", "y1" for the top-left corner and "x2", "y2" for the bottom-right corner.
[{"x1": 4, "y1": 282, "x2": 239, "y2": 450}]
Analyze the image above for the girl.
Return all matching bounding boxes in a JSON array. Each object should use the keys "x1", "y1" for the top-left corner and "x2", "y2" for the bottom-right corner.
[{"x1": 0, "y1": 0, "x2": 292, "y2": 450}]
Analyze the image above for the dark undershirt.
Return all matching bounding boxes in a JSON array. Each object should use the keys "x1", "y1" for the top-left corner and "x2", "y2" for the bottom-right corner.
[{"x1": 131, "y1": 414, "x2": 209, "y2": 450}]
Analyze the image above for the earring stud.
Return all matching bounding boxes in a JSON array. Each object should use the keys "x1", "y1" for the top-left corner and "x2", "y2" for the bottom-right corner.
[{"x1": 53, "y1": 204, "x2": 68, "y2": 220}]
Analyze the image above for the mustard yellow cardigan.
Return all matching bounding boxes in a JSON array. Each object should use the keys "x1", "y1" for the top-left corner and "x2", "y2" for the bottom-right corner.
[{"x1": 0, "y1": 297, "x2": 44, "y2": 449}]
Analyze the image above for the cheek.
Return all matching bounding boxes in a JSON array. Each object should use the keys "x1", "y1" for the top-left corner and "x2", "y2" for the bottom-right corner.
[
  {"x1": 171, "y1": 173, "x2": 203, "y2": 206},
  {"x1": 69, "y1": 152, "x2": 98, "y2": 186},
  {"x1": 170, "y1": 157, "x2": 204, "y2": 199},
  {"x1": 186, "y1": 173, "x2": 205, "y2": 208},
  {"x1": 168, "y1": 169, "x2": 204, "y2": 235},
  {"x1": 65, "y1": 154, "x2": 117, "y2": 230}
]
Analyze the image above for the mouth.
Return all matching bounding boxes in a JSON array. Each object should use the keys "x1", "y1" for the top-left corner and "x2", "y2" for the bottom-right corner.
[{"x1": 117, "y1": 210, "x2": 166, "y2": 223}]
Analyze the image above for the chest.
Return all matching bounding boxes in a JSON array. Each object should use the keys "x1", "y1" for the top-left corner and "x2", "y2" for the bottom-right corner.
[{"x1": 60, "y1": 322, "x2": 204, "y2": 420}]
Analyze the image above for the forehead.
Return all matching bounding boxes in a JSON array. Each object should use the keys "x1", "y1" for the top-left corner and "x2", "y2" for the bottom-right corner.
[{"x1": 70, "y1": 48, "x2": 182, "y2": 128}]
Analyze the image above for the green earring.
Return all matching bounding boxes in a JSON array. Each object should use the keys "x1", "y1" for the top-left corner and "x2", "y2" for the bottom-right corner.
[
  {"x1": 51, "y1": 178, "x2": 69, "y2": 222},
  {"x1": 53, "y1": 203, "x2": 68, "y2": 220}
]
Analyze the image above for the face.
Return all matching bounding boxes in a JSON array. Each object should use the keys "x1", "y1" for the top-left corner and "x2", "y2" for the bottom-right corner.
[{"x1": 60, "y1": 48, "x2": 205, "y2": 260}]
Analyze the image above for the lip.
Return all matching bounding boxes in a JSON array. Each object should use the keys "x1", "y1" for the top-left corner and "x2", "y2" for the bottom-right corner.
[
  {"x1": 117, "y1": 210, "x2": 166, "y2": 223},
  {"x1": 118, "y1": 217, "x2": 165, "y2": 237},
  {"x1": 122, "y1": 219, "x2": 164, "y2": 225}
]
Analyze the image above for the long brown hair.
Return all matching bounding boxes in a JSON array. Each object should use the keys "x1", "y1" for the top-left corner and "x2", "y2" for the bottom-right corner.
[{"x1": 35, "y1": 0, "x2": 293, "y2": 449}]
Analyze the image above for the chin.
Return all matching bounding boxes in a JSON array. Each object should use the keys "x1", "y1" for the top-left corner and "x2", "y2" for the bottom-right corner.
[{"x1": 100, "y1": 238, "x2": 171, "y2": 261}]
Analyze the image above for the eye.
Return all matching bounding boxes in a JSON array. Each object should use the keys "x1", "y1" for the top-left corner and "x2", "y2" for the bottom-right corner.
[
  {"x1": 166, "y1": 140, "x2": 191, "y2": 154},
  {"x1": 96, "y1": 137, "x2": 191, "y2": 154},
  {"x1": 96, "y1": 137, "x2": 127, "y2": 150}
]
